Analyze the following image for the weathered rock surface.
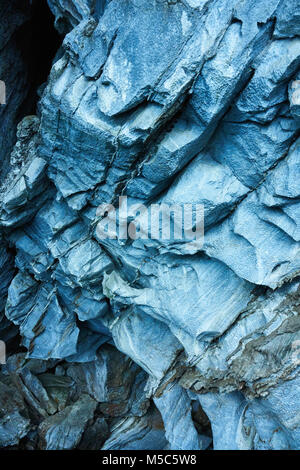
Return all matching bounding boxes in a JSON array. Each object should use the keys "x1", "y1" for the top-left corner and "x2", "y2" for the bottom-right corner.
[{"x1": 0, "y1": 0, "x2": 300, "y2": 450}]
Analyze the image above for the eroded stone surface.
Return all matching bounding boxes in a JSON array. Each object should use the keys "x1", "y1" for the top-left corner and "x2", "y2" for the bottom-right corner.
[{"x1": 0, "y1": 0, "x2": 299, "y2": 450}]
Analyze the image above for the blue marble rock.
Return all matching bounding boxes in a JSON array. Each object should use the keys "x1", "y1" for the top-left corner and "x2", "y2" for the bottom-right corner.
[{"x1": 0, "y1": 0, "x2": 300, "y2": 450}]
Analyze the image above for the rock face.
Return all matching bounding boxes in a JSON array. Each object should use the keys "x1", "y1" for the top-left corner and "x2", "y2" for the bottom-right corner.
[{"x1": 0, "y1": 0, "x2": 300, "y2": 450}]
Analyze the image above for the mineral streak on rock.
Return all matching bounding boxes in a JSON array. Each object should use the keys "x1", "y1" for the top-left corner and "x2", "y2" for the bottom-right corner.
[{"x1": 0, "y1": 0, "x2": 300, "y2": 450}]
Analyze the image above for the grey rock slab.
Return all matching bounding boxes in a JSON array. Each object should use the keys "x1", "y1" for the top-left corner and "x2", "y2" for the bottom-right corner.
[
  {"x1": 209, "y1": 114, "x2": 298, "y2": 189},
  {"x1": 103, "y1": 255, "x2": 254, "y2": 350},
  {"x1": 161, "y1": 150, "x2": 248, "y2": 229},
  {"x1": 204, "y1": 140, "x2": 300, "y2": 288},
  {"x1": 0, "y1": 116, "x2": 52, "y2": 229},
  {"x1": 196, "y1": 374, "x2": 300, "y2": 450},
  {"x1": 14, "y1": 367, "x2": 58, "y2": 418},
  {"x1": 197, "y1": 391, "x2": 253, "y2": 450},
  {"x1": 154, "y1": 383, "x2": 205, "y2": 450},
  {"x1": 180, "y1": 279, "x2": 300, "y2": 397},
  {"x1": 289, "y1": 75, "x2": 300, "y2": 119},
  {"x1": 0, "y1": 375, "x2": 31, "y2": 448},
  {"x1": 66, "y1": 344, "x2": 148, "y2": 417},
  {"x1": 6, "y1": 278, "x2": 79, "y2": 360},
  {"x1": 47, "y1": 0, "x2": 99, "y2": 34},
  {"x1": 0, "y1": 237, "x2": 15, "y2": 313},
  {"x1": 78, "y1": 416, "x2": 109, "y2": 450},
  {"x1": 227, "y1": 38, "x2": 300, "y2": 123},
  {"x1": 101, "y1": 299, "x2": 183, "y2": 384},
  {"x1": 102, "y1": 405, "x2": 167, "y2": 450},
  {"x1": 58, "y1": 238, "x2": 113, "y2": 287},
  {"x1": 274, "y1": 0, "x2": 300, "y2": 39},
  {"x1": 38, "y1": 393, "x2": 97, "y2": 450}
]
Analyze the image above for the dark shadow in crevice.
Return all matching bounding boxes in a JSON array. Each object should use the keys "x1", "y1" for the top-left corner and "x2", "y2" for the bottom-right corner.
[{"x1": 15, "y1": 0, "x2": 62, "y2": 119}]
